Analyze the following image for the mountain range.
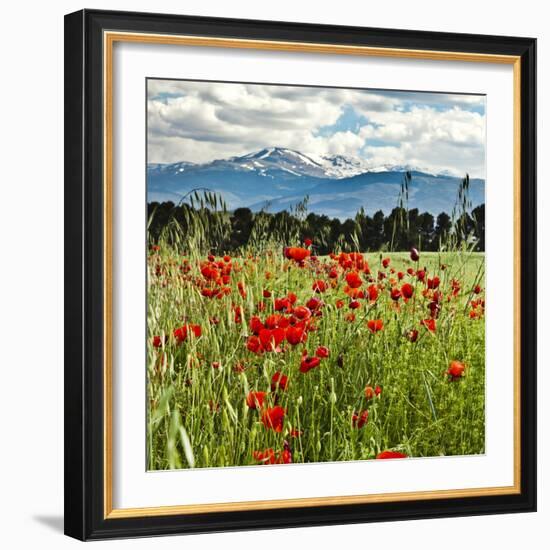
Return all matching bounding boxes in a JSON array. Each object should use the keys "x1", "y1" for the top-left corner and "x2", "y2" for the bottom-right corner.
[{"x1": 147, "y1": 147, "x2": 485, "y2": 220}]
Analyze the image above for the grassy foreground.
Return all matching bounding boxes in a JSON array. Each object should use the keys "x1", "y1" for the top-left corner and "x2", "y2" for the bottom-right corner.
[{"x1": 147, "y1": 247, "x2": 485, "y2": 470}]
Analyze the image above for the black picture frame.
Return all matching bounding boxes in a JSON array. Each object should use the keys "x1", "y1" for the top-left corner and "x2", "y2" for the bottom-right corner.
[{"x1": 64, "y1": 8, "x2": 537, "y2": 541}]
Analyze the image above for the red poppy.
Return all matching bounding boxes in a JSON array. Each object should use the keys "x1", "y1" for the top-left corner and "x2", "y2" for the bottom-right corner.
[
  {"x1": 286, "y1": 325, "x2": 307, "y2": 346},
  {"x1": 407, "y1": 267, "x2": 415, "y2": 276},
  {"x1": 401, "y1": 283, "x2": 414, "y2": 299},
  {"x1": 335, "y1": 299, "x2": 345, "y2": 309},
  {"x1": 407, "y1": 329, "x2": 419, "y2": 342},
  {"x1": 285, "y1": 247, "x2": 311, "y2": 262},
  {"x1": 304, "y1": 237, "x2": 313, "y2": 247},
  {"x1": 246, "y1": 391, "x2": 267, "y2": 409},
  {"x1": 367, "y1": 284, "x2": 379, "y2": 302},
  {"x1": 263, "y1": 289, "x2": 272, "y2": 298},
  {"x1": 427, "y1": 276, "x2": 440, "y2": 289},
  {"x1": 364, "y1": 386, "x2": 375, "y2": 400},
  {"x1": 274, "y1": 297, "x2": 291, "y2": 311},
  {"x1": 253, "y1": 447, "x2": 292, "y2": 465},
  {"x1": 247, "y1": 335, "x2": 263, "y2": 354},
  {"x1": 410, "y1": 247, "x2": 420, "y2": 262},
  {"x1": 315, "y1": 345, "x2": 330, "y2": 358},
  {"x1": 271, "y1": 371, "x2": 289, "y2": 392},
  {"x1": 345, "y1": 271, "x2": 362, "y2": 289},
  {"x1": 345, "y1": 313, "x2": 356, "y2": 323},
  {"x1": 293, "y1": 305, "x2": 311, "y2": 320},
  {"x1": 397, "y1": 271, "x2": 404, "y2": 280},
  {"x1": 474, "y1": 284, "x2": 482, "y2": 294},
  {"x1": 376, "y1": 450, "x2": 408, "y2": 459},
  {"x1": 312, "y1": 279, "x2": 327, "y2": 293},
  {"x1": 382, "y1": 257, "x2": 391, "y2": 269},
  {"x1": 152, "y1": 335, "x2": 165, "y2": 348},
  {"x1": 447, "y1": 360, "x2": 466, "y2": 380},
  {"x1": 300, "y1": 355, "x2": 321, "y2": 373},
  {"x1": 375, "y1": 385, "x2": 382, "y2": 396},
  {"x1": 329, "y1": 269, "x2": 339, "y2": 279},
  {"x1": 249, "y1": 316, "x2": 264, "y2": 335},
  {"x1": 287, "y1": 292, "x2": 297, "y2": 304},
  {"x1": 211, "y1": 361, "x2": 221, "y2": 369},
  {"x1": 223, "y1": 255, "x2": 231, "y2": 263},
  {"x1": 352, "y1": 410, "x2": 369, "y2": 428},
  {"x1": 349, "y1": 300, "x2": 361, "y2": 310},
  {"x1": 259, "y1": 328, "x2": 286, "y2": 352},
  {"x1": 306, "y1": 297, "x2": 323, "y2": 311},
  {"x1": 421, "y1": 318, "x2": 436, "y2": 332},
  {"x1": 367, "y1": 319, "x2": 384, "y2": 333},
  {"x1": 261, "y1": 406, "x2": 286, "y2": 432},
  {"x1": 390, "y1": 288, "x2": 401, "y2": 301},
  {"x1": 416, "y1": 269, "x2": 426, "y2": 281},
  {"x1": 173, "y1": 324, "x2": 202, "y2": 343}
]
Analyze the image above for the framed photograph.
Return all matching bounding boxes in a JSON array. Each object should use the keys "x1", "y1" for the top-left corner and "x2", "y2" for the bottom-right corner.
[{"x1": 64, "y1": 9, "x2": 536, "y2": 540}]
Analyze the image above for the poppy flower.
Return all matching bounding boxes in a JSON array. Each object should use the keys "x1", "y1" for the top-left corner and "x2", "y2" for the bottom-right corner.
[
  {"x1": 286, "y1": 325, "x2": 307, "y2": 346},
  {"x1": 173, "y1": 324, "x2": 202, "y2": 344},
  {"x1": 261, "y1": 406, "x2": 286, "y2": 432},
  {"x1": 263, "y1": 289, "x2": 272, "y2": 298},
  {"x1": 367, "y1": 319, "x2": 384, "y2": 333},
  {"x1": 397, "y1": 271, "x2": 404, "y2": 280},
  {"x1": 249, "y1": 316, "x2": 264, "y2": 335},
  {"x1": 421, "y1": 318, "x2": 436, "y2": 332},
  {"x1": 223, "y1": 255, "x2": 231, "y2": 263},
  {"x1": 417, "y1": 269, "x2": 426, "y2": 281},
  {"x1": 407, "y1": 267, "x2": 415, "y2": 276},
  {"x1": 352, "y1": 410, "x2": 369, "y2": 428},
  {"x1": 293, "y1": 305, "x2": 311, "y2": 320},
  {"x1": 271, "y1": 371, "x2": 288, "y2": 392},
  {"x1": 390, "y1": 288, "x2": 401, "y2": 301},
  {"x1": 375, "y1": 385, "x2": 382, "y2": 396},
  {"x1": 274, "y1": 297, "x2": 291, "y2": 312},
  {"x1": 367, "y1": 284, "x2": 379, "y2": 302},
  {"x1": 246, "y1": 335, "x2": 263, "y2": 354},
  {"x1": 246, "y1": 391, "x2": 267, "y2": 409},
  {"x1": 329, "y1": 269, "x2": 339, "y2": 279},
  {"x1": 345, "y1": 313, "x2": 356, "y2": 322},
  {"x1": 474, "y1": 284, "x2": 482, "y2": 294},
  {"x1": 304, "y1": 237, "x2": 313, "y2": 247},
  {"x1": 427, "y1": 276, "x2": 440, "y2": 289},
  {"x1": 447, "y1": 360, "x2": 466, "y2": 380},
  {"x1": 364, "y1": 386, "x2": 375, "y2": 400},
  {"x1": 376, "y1": 450, "x2": 408, "y2": 459},
  {"x1": 253, "y1": 447, "x2": 292, "y2": 465},
  {"x1": 259, "y1": 328, "x2": 285, "y2": 352},
  {"x1": 285, "y1": 247, "x2": 310, "y2": 262},
  {"x1": 410, "y1": 247, "x2": 420, "y2": 262},
  {"x1": 152, "y1": 335, "x2": 165, "y2": 348},
  {"x1": 401, "y1": 283, "x2": 414, "y2": 299},
  {"x1": 345, "y1": 271, "x2": 362, "y2": 289},
  {"x1": 211, "y1": 361, "x2": 221, "y2": 369},
  {"x1": 335, "y1": 299, "x2": 345, "y2": 309},
  {"x1": 287, "y1": 292, "x2": 297, "y2": 304},
  {"x1": 306, "y1": 297, "x2": 323, "y2": 311},
  {"x1": 315, "y1": 345, "x2": 330, "y2": 358},
  {"x1": 407, "y1": 329, "x2": 419, "y2": 342},
  {"x1": 349, "y1": 300, "x2": 361, "y2": 309},
  {"x1": 382, "y1": 258, "x2": 391, "y2": 269},
  {"x1": 300, "y1": 355, "x2": 321, "y2": 373},
  {"x1": 312, "y1": 279, "x2": 327, "y2": 293}
]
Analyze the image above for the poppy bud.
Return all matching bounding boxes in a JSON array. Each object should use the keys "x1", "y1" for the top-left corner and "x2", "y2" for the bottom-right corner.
[{"x1": 410, "y1": 247, "x2": 420, "y2": 262}]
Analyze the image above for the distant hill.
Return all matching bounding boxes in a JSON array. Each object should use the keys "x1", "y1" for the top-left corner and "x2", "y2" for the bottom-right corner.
[{"x1": 147, "y1": 147, "x2": 485, "y2": 219}]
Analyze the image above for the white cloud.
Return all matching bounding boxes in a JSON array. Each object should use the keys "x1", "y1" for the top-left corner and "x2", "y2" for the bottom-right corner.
[{"x1": 147, "y1": 80, "x2": 485, "y2": 177}]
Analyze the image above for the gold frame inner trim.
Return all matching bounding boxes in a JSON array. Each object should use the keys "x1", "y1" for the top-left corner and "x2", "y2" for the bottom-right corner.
[{"x1": 103, "y1": 30, "x2": 522, "y2": 519}]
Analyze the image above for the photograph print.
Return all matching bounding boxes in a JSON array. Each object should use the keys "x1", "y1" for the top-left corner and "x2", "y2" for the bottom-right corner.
[{"x1": 146, "y1": 79, "x2": 486, "y2": 470}]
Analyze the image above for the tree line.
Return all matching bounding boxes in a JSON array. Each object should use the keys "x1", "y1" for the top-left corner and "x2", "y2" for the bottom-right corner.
[{"x1": 147, "y1": 200, "x2": 485, "y2": 254}]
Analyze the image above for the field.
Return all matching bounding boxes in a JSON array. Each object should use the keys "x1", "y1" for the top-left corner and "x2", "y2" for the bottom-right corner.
[{"x1": 147, "y1": 235, "x2": 485, "y2": 470}]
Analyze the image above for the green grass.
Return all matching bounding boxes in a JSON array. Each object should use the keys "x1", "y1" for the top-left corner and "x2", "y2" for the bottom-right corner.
[{"x1": 147, "y1": 248, "x2": 485, "y2": 470}]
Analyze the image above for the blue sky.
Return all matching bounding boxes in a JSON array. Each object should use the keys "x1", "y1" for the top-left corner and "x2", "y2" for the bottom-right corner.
[{"x1": 147, "y1": 80, "x2": 486, "y2": 177}]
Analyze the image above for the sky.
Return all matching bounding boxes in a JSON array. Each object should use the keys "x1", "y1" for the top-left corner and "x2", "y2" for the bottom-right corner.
[{"x1": 147, "y1": 79, "x2": 486, "y2": 178}]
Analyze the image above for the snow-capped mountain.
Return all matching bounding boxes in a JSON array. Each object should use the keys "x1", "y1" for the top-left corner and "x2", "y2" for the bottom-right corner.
[{"x1": 147, "y1": 148, "x2": 485, "y2": 219}]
